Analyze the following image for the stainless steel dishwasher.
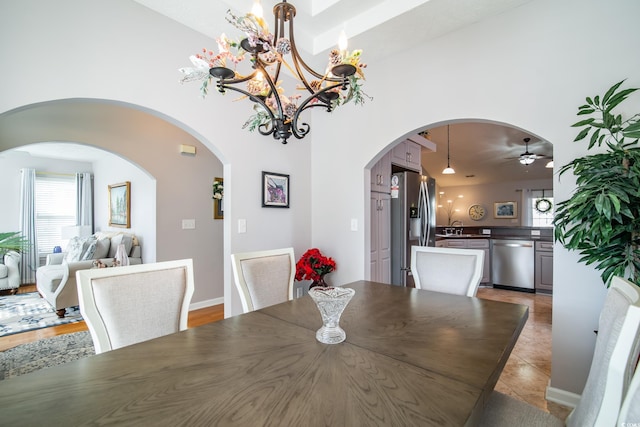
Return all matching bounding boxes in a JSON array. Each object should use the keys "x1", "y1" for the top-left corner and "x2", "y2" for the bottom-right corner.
[{"x1": 491, "y1": 239, "x2": 535, "y2": 292}]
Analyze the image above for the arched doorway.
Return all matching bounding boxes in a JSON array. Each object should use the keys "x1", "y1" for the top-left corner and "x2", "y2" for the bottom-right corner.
[{"x1": 0, "y1": 99, "x2": 225, "y2": 305}]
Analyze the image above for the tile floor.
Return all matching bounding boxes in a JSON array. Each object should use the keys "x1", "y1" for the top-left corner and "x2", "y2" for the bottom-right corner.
[{"x1": 477, "y1": 287, "x2": 573, "y2": 420}]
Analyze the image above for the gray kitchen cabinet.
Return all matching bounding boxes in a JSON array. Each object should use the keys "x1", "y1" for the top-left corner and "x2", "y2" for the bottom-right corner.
[
  {"x1": 371, "y1": 151, "x2": 391, "y2": 193},
  {"x1": 468, "y1": 239, "x2": 491, "y2": 284},
  {"x1": 437, "y1": 238, "x2": 491, "y2": 284},
  {"x1": 391, "y1": 140, "x2": 421, "y2": 173},
  {"x1": 535, "y1": 241, "x2": 553, "y2": 293},
  {"x1": 370, "y1": 192, "x2": 391, "y2": 283}
]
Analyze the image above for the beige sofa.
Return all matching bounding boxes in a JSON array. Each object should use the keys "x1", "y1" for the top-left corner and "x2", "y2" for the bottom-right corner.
[{"x1": 36, "y1": 233, "x2": 142, "y2": 317}]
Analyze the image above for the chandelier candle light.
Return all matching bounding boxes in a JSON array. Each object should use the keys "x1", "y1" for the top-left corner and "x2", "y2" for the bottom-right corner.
[{"x1": 179, "y1": 0, "x2": 369, "y2": 144}]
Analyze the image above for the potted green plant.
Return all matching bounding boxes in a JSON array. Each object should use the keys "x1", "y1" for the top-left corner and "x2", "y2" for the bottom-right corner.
[
  {"x1": 554, "y1": 80, "x2": 640, "y2": 287},
  {"x1": 0, "y1": 232, "x2": 29, "y2": 257}
]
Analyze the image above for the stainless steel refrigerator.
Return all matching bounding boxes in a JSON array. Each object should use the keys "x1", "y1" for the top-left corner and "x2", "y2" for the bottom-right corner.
[{"x1": 390, "y1": 171, "x2": 436, "y2": 287}]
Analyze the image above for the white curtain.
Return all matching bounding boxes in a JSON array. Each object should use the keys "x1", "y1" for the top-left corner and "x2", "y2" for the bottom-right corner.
[
  {"x1": 76, "y1": 172, "x2": 93, "y2": 232},
  {"x1": 19, "y1": 168, "x2": 38, "y2": 284}
]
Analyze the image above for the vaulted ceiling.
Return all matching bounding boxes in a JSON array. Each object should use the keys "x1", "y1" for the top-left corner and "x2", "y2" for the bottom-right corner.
[{"x1": 7, "y1": 0, "x2": 553, "y2": 187}]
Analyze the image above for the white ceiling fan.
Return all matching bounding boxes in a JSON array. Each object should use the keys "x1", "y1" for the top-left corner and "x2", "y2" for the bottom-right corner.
[{"x1": 509, "y1": 137, "x2": 549, "y2": 165}]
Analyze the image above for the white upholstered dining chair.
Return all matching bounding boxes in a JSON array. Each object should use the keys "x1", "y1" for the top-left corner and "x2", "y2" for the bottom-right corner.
[
  {"x1": 618, "y1": 356, "x2": 640, "y2": 425},
  {"x1": 480, "y1": 275, "x2": 640, "y2": 426},
  {"x1": 76, "y1": 259, "x2": 194, "y2": 354},
  {"x1": 231, "y1": 247, "x2": 295, "y2": 313},
  {"x1": 410, "y1": 246, "x2": 484, "y2": 297}
]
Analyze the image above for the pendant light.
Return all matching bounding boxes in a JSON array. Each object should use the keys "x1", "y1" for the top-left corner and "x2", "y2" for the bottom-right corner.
[{"x1": 442, "y1": 125, "x2": 455, "y2": 175}]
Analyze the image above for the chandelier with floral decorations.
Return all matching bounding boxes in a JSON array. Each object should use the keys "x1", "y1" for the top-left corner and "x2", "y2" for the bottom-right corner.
[{"x1": 179, "y1": 0, "x2": 369, "y2": 144}]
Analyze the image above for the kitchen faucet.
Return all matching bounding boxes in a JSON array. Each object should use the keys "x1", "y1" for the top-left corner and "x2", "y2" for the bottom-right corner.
[{"x1": 450, "y1": 220, "x2": 464, "y2": 235}]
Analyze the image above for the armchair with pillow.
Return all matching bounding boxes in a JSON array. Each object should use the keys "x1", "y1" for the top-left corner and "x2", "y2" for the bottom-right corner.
[
  {"x1": 0, "y1": 251, "x2": 21, "y2": 294},
  {"x1": 36, "y1": 233, "x2": 142, "y2": 317}
]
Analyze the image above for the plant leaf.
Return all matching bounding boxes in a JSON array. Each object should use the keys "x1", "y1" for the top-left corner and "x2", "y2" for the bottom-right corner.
[
  {"x1": 574, "y1": 127, "x2": 590, "y2": 142},
  {"x1": 572, "y1": 118, "x2": 595, "y2": 127},
  {"x1": 602, "y1": 80, "x2": 625, "y2": 104}
]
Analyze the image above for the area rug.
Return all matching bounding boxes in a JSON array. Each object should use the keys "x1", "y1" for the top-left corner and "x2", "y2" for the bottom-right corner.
[
  {"x1": 0, "y1": 331, "x2": 94, "y2": 380},
  {"x1": 0, "y1": 292, "x2": 83, "y2": 337}
]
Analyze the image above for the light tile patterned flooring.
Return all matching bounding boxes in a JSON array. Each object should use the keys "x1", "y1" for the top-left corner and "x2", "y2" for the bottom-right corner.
[{"x1": 477, "y1": 287, "x2": 573, "y2": 420}]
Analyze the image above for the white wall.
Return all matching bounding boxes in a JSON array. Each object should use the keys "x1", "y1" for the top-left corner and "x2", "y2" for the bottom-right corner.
[
  {"x1": 311, "y1": 0, "x2": 640, "y2": 395},
  {"x1": 1, "y1": 0, "x2": 639, "y2": 397},
  {"x1": 92, "y1": 154, "x2": 156, "y2": 264},
  {"x1": 0, "y1": 0, "x2": 311, "y2": 317}
]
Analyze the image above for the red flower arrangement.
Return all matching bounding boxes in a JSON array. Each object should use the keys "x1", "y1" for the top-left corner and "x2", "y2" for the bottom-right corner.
[{"x1": 295, "y1": 248, "x2": 337, "y2": 283}]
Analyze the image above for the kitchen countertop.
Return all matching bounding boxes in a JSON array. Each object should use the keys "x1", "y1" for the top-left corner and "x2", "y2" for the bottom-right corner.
[
  {"x1": 436, "y1": 234, "x2": 553, "y2": 242},
  {"x1": 435, "y1": 234, "x2": 489, "y2": 239}
]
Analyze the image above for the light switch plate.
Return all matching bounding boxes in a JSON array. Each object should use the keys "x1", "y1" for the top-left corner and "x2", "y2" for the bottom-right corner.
[
  {"x1": 238, "y1": 219, "x2": 247, "y2": 233},
  {"x1": 350, "y1": 218, "x2": 358, "y2": 231},
  {"x1": 531, "y1": 229, "x2": 541, "y2": 236},
  {"x1": 182, "y1": 219, "x2": 195, "y2": 229}
]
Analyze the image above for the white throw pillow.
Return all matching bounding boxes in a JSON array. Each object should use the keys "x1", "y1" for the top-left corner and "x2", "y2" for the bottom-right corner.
[
  {"x1": 92, "y1": 238, "x2": 111, "y2": 259},
  {"x1": 65, "y1": 236, "x2": 95, "y2": 262},
  {"x1": 65, "y1": 237, "x2": 85, "y2": 262},
  {"x1": 81, "y1": 238, "x2": 98, "y2": 261},
  {"x1": 108, "y1": 234, "x2": 133, "y2": 258}
]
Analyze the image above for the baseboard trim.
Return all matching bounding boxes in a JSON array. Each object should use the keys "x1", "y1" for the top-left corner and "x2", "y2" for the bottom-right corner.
[
  {"x1": 189, "y1": 297, "x2": 223, "y2": 311},
  {"x1": 546, "y1": 384, "x2": 580, "y2": 408}
]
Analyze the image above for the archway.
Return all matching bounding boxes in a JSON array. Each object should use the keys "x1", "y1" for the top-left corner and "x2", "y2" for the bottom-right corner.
[
  {"x1": 0, "y1": 99, "x2": 225, "y2": 305},
  {"x1": 366, "y1": 119, "x2": 554, "y2": 284}
]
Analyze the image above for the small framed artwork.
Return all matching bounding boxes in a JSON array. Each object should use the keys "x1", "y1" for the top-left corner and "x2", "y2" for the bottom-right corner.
[
  {"x1": 213, "y1": 177, "x2": 223, "y2": 220},
  {"x1": 494, "y1": 201, "x2": 517, "y2": 219},
  {"x1": 108, "y1": 181, "x2": 131, "y2": 228},
  {"x1": 262, "y1": 171, "x2": 289, "y2": 208}
]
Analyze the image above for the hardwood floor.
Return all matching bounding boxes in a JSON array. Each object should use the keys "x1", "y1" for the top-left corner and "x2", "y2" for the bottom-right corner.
[{"x1": 0, "y1": 285, "x2": 570, "y2": 418}]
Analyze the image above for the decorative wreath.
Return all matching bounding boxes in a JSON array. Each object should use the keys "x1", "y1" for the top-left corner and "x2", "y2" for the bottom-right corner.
[{"x1": 535, "y1": 198, "x2": 553, "y2": 214}]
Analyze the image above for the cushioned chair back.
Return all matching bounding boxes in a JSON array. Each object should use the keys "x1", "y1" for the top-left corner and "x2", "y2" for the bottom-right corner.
[
  {"x1": 76, "y1": 259, "x2": 194, "y2": 354},
  {"x1": 410, "y1": 246, "x2": 484, "y2": 297},
  {"x1": 567, "y1": 276, "x2": 640, "y2": 427},
  {"x1": 619, "y1": 362, "x2": 640, "y2": 425},
  {"x1": 231, "y1": 248, "x2": 295, "y2": 313}
]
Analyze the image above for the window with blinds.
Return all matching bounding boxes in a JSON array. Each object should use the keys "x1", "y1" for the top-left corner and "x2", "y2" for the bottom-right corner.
[{"x1": 35, "y1": 173, "x2": 77, "y2": 257}]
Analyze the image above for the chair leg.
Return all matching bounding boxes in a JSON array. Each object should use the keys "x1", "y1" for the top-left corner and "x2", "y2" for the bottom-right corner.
[{"x1": 56, "y1": 308, "x2": 66, "y2": 318}]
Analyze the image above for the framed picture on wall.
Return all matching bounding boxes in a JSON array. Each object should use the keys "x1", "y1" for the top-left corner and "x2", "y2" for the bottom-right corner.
[
  {"x1": 108, "y1": 181, "x2": 131, "y2": 228},
  {"x1": 494, "y1": 201, "x2": 517, "y2": 219},
  {"x1": 262, "y1": 171, "x2": 289, "y2": 208},
  {"x1": 213, "y1": 177, "x2": 223, "y2": 219}
]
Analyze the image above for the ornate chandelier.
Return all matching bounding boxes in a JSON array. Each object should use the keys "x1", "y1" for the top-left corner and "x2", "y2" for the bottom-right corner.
[{"x1": 179, "y1": 0, "x2": 369, "y2": 144}]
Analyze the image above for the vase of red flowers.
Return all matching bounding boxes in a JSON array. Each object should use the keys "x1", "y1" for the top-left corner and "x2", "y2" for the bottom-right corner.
[{"x1": 295, "y1": 248, "x2": 337, "y2": 290}]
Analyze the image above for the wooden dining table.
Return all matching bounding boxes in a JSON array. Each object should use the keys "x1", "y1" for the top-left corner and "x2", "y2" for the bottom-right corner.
[{"x1": 0, "y1": 280, "x2": 528, "y2": 426}]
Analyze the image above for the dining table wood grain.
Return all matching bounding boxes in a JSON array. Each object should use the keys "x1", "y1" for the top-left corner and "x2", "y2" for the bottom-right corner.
[{"x1": 0, "y1": 280, "x2": 528, "y2": 426}]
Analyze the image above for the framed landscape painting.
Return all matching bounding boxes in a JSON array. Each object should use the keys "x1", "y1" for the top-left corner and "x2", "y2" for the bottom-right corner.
[
  {"x1": 494, "y1": 201, "x2": 517, "y2": 219},
  {"x1": 262, "y1": 171, "x2": 289, "y2": 208},
  {"x1": 109, "y1": 181, "x2": 131, "y2": 228}
]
